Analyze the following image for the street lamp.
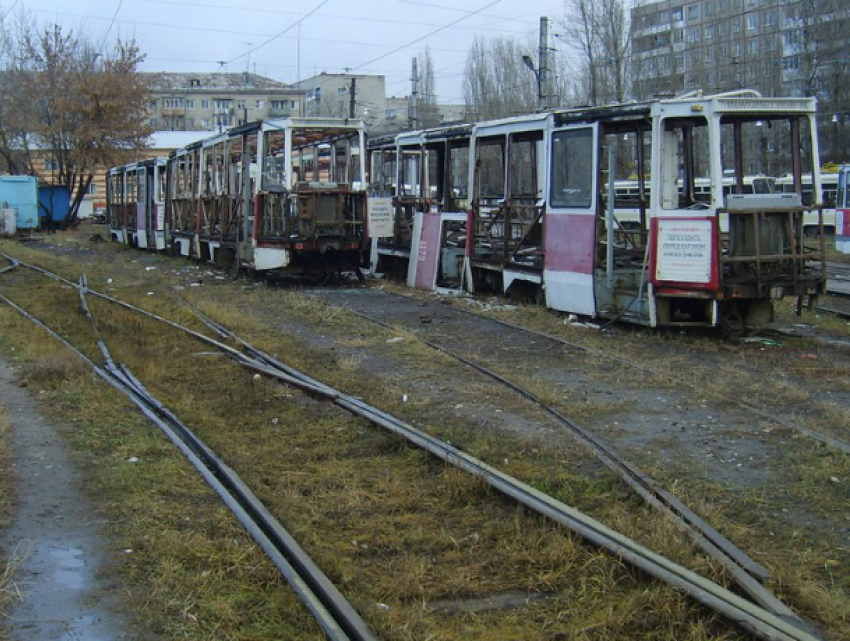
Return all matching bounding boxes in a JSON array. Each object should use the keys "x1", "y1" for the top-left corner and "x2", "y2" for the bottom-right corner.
[{"x1": 522, "y1": 55, "x2": 542, "y2": 110}]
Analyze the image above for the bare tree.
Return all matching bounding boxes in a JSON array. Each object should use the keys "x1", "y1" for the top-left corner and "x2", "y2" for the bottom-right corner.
[
  {"x1": 790, "y1": 0, "x2": 849, "y2": 163},
  {"x1": 416, "y1": 46, "x2": 440, "y2": 128},
  {"x1": 0, "y1": 19, "x2": 152, "y2": 225},
  {"x1": 558, "y1": 0, "x2": 631, "y2": 105},
  {"x1": 463, "y1": 35, "x2": 538, "y2": 120}
]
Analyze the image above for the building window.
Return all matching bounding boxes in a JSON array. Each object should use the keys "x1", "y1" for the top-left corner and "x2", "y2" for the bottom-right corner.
[
  {"x1": 271, "y1": 100, "x2": 287, "y2": 110},
  {"x1": 659, "y1": 10, "x2": 669, "y2": 23},
  {"x1": 718, "y1": 0, "x2": 727, "y2": 12},
  {"x1": 764, "y1": 10, "x2": 776, "y2": 26},
  {"x1": 237, "y1": 100, "x2": 246, "y2": 110},
  {"x1": 673, "y1": 29, "x2": 683, "y2": 43},
  {"x1": 748, "y1": 39, "x2": 759, "y2": 55},
  {"x1": 255, "y1": 99, "x2": 264, "y2": 109},
  {"x1": 704, "y1": 24, "x2": 714, "y2": 40},
  {"x1": 214, "y1": 99, "x2": 232, "y2": 111},
  {"x1": 733, "y1": 42, "x2": 742, "y2": 57},
  {"x1": 150, "y1": 118, "x2": 158, "y2": 127},
  {"x1": 720, "y1": 43, "x2": 728, "y2": 59},
  {"x1": 687, "y1": 4, "x2": 700, "y2": 20},
  {"x1": 186, "y1": 99, "x2": 194, "y2": 109},
  {"x1": 686, "y1": 27, "x2": 701, "y2": 43},
  {"x1": 690, "y1": 49, "x2": 701, "y2": 64},
  {"x1": 200, "y1": 118, "x2": 211, "y2": 128},
  {"x1": 703, "y1": 1, "x2": 713, "y2": 16},
  {"x1": 149, "y1": 100, "x2": 158, "y2": 110},
  {"x1": 747, "y1": 14, "x2": 757, "y2": 31},
  {"x1": 43, "y1": 158, "x2": 58, "y2": 171},
  {"x1": 671, "y1": 6, "x2": 683, "y2": 21},
  {"x1": 87, "y1": 183, "x2": 97, "y2": 195},
  {"x1": 719, "y1": 21, "x2": 727, "y2": 38},
  {"x1": 706, "y1": 46, "x2": 714, "y2": 62},
  {"x1": 291, "y1": 100, "x2": 299, "y2": 110},
  {"x1": 201, "y1": 99, "x2": 210, "y2": 109}
]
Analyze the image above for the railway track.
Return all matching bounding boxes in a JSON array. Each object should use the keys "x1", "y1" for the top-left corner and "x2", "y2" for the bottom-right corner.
[
  {"x1": 309, "y1": 287, "x2": 850, "y2": 456},
  {"x1": 0, "y1": 259, "x2": 377, "y2": 641},
  {"x1": 0, "y1": 252, "x2": 829, "y2": 641}
]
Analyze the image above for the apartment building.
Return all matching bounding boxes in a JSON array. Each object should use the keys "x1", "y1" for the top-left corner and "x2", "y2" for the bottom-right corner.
[
  {"x1": 145, "y1": 72, "x2": 305, "y2": 131},
  {"x1": 631, "y1": 0, "x2": 848, "y2": 99}
]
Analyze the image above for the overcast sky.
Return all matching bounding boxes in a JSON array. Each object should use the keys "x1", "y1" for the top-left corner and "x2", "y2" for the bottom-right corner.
[{"x1": 16, "y1": 0, "x2": 569, "y2": 104}]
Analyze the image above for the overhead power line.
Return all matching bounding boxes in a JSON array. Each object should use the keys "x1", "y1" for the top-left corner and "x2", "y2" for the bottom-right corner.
[
  {"x1": 352, "y1": 0, "x2": 504, "y2": 71},
  {"x1": 226, "y1": 0, "x2": 328, "y2": 64}
]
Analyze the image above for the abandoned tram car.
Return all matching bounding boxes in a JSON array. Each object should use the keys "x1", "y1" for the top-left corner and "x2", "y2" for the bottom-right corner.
[
  {"x1": 108, "y1": 117, "x2": 368, "y2": 276},
  {"x1": 370, "y1": 91, "x2": 825, "y2": 332},
  {"x1": 108, "y1": 93, "x2": 825, "y2": 332}
]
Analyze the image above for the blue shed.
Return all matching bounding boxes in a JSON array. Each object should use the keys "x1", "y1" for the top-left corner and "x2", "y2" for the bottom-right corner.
[
  {"x1": 0, "y1": 176, "x2": 40, "y2": 230},
  {"x1": 38, "y1": 185, "x2": 71, "y2": 224}
]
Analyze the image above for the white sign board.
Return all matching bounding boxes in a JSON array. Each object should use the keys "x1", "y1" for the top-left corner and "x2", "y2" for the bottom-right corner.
[
  {"x1": 655, "y1": 219, "x2": 713, "y2": 283},
  {"x1": 367, "y1": 198, "x2": 395, "y2": 238}
]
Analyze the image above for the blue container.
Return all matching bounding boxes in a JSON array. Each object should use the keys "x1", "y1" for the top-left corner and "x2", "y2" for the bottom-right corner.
[
  {"x1": 38, "y1": 185, "x2": 71, "y2": 224},
  {"x1": 0, "y1": 176, "x2": 39, "y2": 230}
]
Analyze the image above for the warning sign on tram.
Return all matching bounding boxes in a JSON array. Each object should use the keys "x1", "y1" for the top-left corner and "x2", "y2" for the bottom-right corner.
[
  {"x1": 367, "y1": 198, "x2": 394, "y2": 238},
  {"x1": 654, "y1": 219, "x2": 713, "y2": 284}
]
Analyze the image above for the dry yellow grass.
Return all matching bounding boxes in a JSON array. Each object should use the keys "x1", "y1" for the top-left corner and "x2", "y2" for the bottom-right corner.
[{"x1": 0, "y1": 229, "x2": 847, "y2": 639}]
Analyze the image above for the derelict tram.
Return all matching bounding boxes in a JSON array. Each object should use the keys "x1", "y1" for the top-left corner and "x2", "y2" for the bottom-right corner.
[
  {"x1": 377, "y1": 91, "x2": 826, "y2": 333},
  {"x1": 366, "y1": 125, "x2": 471, "y2": 283},
  {"x1": 108, "y1": 92, "x2": 827, "y2": 333},
  {"x1": 168, "y1": 117, "x2": 367, "y2": 275},
  {"x1": 106, "y1": 157, "x2": 168, "y2": 250},
  {"x1": 109, "y1": 117, "x2": 368, "y2": 277},
  {"x1": 837, "y1": 164, "x2": 850, "y2": 253}
]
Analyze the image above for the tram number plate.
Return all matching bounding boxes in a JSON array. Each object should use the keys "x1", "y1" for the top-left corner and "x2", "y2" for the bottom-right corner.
[{"x1": 655, "y1": 219, "x2": 713, "y2": 284}]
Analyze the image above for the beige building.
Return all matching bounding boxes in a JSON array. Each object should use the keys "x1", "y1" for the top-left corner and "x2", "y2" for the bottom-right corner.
[
  {"x1": 298, "y1": 72, "x2": 470, "y2": 133},
  {"x1": 144, "y1": 72, "x2": 305, "y2": 131}
]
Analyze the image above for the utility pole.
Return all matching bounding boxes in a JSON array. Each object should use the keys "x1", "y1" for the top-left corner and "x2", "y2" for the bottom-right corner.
[
  {"x1": 410, "y1": 57, "x2": 419, "y2": 130},
  {"x1": 349, "y1": 77, "x2": 357, "y2": 119},
  {"x1": 539, "y1": 16, "x2": 551, "y2": 110}
]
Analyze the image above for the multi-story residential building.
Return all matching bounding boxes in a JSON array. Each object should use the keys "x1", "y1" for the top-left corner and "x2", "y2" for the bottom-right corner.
[
  {"x1": 630, "y1": 0, "x2": 849, "y2": 161},
  {"x1": 144, "y1": 72, "x2": 304, "y2": 132}
]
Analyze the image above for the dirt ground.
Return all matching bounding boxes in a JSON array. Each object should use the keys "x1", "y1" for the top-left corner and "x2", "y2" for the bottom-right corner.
[{"x1": 0, "y1": 356, "x2": 132, "y2": 640}]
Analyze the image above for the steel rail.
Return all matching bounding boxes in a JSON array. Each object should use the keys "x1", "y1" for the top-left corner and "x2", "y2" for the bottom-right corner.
[
  {"x1": 332, "y1": 308, "x2": 810, "y2": 619},
  {"x1": 0, "y1": 282, "x2": 378, "y2": 641},
  {"x1": 0, "y1": 254, "x2": 824, "y2": 640},
  {"x1": 191, "y1": 315, "x2": 824, "y2": 641},
  {"x1": 364, "y1": 288, "x2": 850, "y2": 455}
]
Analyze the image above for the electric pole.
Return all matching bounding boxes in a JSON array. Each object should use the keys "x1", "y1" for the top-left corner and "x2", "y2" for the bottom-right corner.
[
  {"x1": 539, "y1": 16, "x2": 551, "y2": 110},
  {"x1": 349, "y1": 78, "x2": 357, "y2": 118},
  {"x1": 410, "y1": 57, "x2": 419, "y2": 130}
]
